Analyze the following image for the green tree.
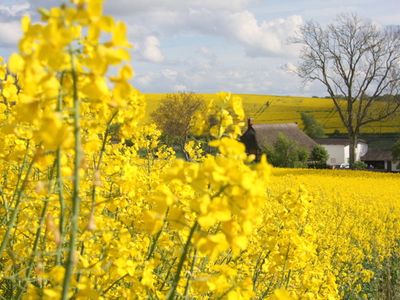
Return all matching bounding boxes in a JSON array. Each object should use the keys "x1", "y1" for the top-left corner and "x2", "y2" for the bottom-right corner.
[
  {"x1": 392, "y1": 139, "x2": 400, "y2": 160},
  {"x1": 310, "y1": 144, "x2": 329, "y2": 168},
  {"x1": 301, "y1": 112, "x2": 325, "y2": 139},
  {"x1": 264, "y1": 133, "x2": 309, "y2": 168},
  {"x1": 151, "y1": 92, "x2": 206, "y2": 160}
]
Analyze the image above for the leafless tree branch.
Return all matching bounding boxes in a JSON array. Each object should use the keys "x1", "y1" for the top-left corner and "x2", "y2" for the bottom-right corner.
[{"x1": 295, "y1": 14, "x2": 400, "y2": 166}]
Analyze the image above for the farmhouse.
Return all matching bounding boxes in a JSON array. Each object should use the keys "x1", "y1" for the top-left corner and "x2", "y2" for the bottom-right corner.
[
  {"x1": 240, "y1": 120, "x2": 317, "y2": 161},
  {"x1": 314, "y1": 138, "x2": 368, "y2": 167}
]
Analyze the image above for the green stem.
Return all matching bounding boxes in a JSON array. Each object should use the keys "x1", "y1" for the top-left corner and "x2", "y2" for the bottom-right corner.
[
  {"x1": 159, "y1": 257, "x2": 177, "y2": 291},
  {"x1": 252, "y1": 252, "x2": 266, "y2": 290},
  {"x1": 15, "y1": 162, "x2": 57, "y2": 299},
  {"x1": 74, "y1": 112, "x2": 119, "y2": 287},
  {"x1": 279, "y1": 243, "x2": 291, "y2": 287},
  {"x1": 16, "y1": 197, "x2": 49, "y2": 298},
  {"x1": 0, "y1": 150, "x2": 35, "y2": 258},
  {"x1": 10, "y1": 143, "x2": 30, "y2": 202},
  {"x1": 184, "y1": 249, "x2": 197, "y2": 299},
  {"x1": 56, "y1": 72, "x2": 66, "y2": 266},
  {"x1": 102, "y1": 274, "x2": 128, "y2": 296},
  {"x1": 167, "y1": 221, "x2": 198, "y2": 300},
  {"x1": 90, "y1": 111, "x2": 118, "y2": 213},
  {"x1": 61, "y1": 49, "x2": 81, "y2": 300},
  {"x1": 260, "y1": 274, "x2": 276, "y2": 299},
  {"x1": 56, "y1": 146, "x2": 66, "y2": 266},
  {"x1": 146, "y1": 208, "x2": 169, "y2": 260}
]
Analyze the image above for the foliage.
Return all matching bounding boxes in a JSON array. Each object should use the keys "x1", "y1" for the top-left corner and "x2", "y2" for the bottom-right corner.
[
  {"x1": 263, "y1": 133, "x2": 309, "y2": 168},
  {"x1": 0, "y1": 2, "x2": 400, "y2": 300},
  {"x1": 151, "y1": 92, "x2": 205, "y2": 141},
  {"x1": 301, "y1": 112, "x2": 325, "y2": 138},
  {"x1": 392, "y1": 139, "x2": 400, "y2": 160},
  {"x1": 151, "y1": 92, "x2": 206, "y2": 160},
  {"x1": 353, "y1": 161, "x2": 368, "y2": 170},
  {"x1": 309, "y1": 144, "x2": 329, "y2": 168}
]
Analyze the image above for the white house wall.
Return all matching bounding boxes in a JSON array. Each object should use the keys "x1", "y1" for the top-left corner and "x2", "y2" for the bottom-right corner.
[
  {"x1": 321, "y1": 142, "x2": 368, "y2": 166},
  {"x1": 322, "y1": 145, "x2": 345, "y2": 166},
  {"x1": 357, "y1": 142, "x2": 368, "y2": 160},
  {"x1": 344, "y1": 144, "x2": 367, "y2": 162},
  {"x1": 344, "y1": 145, "x2": 349, "y2": 163}
]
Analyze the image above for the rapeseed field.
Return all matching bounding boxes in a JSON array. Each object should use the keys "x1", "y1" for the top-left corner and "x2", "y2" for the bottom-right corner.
[{"x1": 0, "y1": 1, "x2": 400, "y2": 299}]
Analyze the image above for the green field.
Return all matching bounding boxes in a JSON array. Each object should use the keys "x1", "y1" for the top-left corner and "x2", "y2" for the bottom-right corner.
[{"x1": 144, "y1": 93, "x2": 400, "y2": 134}]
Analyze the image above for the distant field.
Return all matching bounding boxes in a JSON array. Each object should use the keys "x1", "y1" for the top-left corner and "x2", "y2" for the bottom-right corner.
[{"x1": 144, "y1": 93, "x2": 400, "y2": 134}]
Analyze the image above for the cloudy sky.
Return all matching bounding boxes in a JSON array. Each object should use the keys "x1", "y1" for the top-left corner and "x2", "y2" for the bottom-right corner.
[{"x1": 0, "y1": 0, "x2": 399, "y2": 96}]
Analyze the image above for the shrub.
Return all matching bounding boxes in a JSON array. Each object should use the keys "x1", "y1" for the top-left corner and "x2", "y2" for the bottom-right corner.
[
  {"x1": 309, "y1": 144, "x2": 329, "y2": 168},
  {"x1": 353, "y1": 161, "x2": 368, "y2": 170},
  {"x1": 264, "y1": 133, "x2": 309, "y2": 168}
]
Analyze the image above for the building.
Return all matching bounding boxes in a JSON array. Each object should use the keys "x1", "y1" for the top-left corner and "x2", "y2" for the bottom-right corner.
[
  {"x1": 314, "y1": 138, "x2": 368, "y2": 167},
  {"x1": 361, "y1": 149, "x2": 400, "y2": 171},
  {"x1": 240, "y1": 121, "x2": 317, "y2": 161}
]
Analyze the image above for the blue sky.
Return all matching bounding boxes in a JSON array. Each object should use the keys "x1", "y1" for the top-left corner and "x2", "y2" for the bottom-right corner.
[{"x1": 0, "y1": 0, "x2": 399, "y2": 96}]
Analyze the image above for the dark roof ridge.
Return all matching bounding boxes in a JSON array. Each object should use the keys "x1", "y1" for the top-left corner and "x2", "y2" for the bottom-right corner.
[
  {"x1": 314, "y1": 138, "x2": 367, "y2": 145},
  {"x1": 253, "y1": 122, "x2": 298, "y2": 127}
]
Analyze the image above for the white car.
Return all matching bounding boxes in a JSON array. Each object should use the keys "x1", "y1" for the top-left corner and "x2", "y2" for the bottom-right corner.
[{"x1": 339, "y1": 163, "x2": 350, "y2": 169}]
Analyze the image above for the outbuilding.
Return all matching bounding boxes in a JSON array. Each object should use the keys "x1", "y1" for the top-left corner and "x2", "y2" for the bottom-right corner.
[
  {"x1": 361, "y1": 149, "x2": 400, "y2": 171},
  {"x1": 314, "y1": 138, "x2": 368, "y2": 167}
]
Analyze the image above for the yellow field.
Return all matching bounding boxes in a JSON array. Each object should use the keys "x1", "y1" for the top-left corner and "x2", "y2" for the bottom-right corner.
[
  {"x1": 2, "y1": 1, "x2": 400, "y2": 299},
  {"x1": 268, "y1": 168, "x2": 400, "y2": 298},
  {"x1": 144, "y1": 93, "x2": 400, "y2": 134}
]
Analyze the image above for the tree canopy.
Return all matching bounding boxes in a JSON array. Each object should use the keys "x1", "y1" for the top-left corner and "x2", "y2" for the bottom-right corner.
[
  {"x1": 301, "y1": 112, "x2": 325, "y2": 139},
  {"x1": 151, "y1": 92, "x2": 206, "y2": 160}
]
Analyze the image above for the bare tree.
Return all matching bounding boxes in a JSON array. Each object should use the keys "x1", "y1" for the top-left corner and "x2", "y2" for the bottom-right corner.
[
  {"x1": 151, "y1": 92, "x2": 206, "y2": 160},
  {"x1": 296, "y1": 14, "x2": 400, "y2": 167}
]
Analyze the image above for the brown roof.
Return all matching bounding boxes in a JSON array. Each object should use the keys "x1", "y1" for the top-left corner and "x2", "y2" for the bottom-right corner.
[
  {"x1": 252, "y1": 123, "x2": 317, "y2": 151},
  {"x1": 361, "y1": 149, "x2": 393, "y2": 161}
]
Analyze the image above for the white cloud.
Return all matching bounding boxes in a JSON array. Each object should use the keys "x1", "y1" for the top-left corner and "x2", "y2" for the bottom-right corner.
[
  {"x1": 0, "y1": 21, "x2": 22, "y2": 46},
  {"x1": 282, "y1": 62, "x2": 298, "y2": 74},
  {"x1": 173, "y1": 84, "x2": 187, "y2": 91},
  {"x1": 122, "y1": 8, "x2": 303, "y2": 58},
  {"x1": 137, "y1": 36, "x2": 164, "y2": 63},
  {"x1": 0, "y1": 2, "x2": 30, "y2": 48},
  {"x1": 199, "y1": 47, "x2": 211, "y2": 55},
  {"x1": 105, "y1": 0, "x2": 255, "y2": 16},
  {"x1": 162, "y1": 69, "x2": 178, "y2": 80},
  {"x1": 136, "y1": 74, "x2": 154, "y2": 85},
  {"x1": 227, "y1": 13, "x2": 303, "y2": 57},
  {"x1": 180, "y1": 10, "x2": 302, "y2": 57},
  {"x1": 0, "y1": 2, "x2": 30, "y2": 17}
]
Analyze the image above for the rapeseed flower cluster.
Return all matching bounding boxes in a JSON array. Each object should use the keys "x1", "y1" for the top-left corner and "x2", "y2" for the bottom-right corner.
[{"x1": 0, "y1": 1, "x2": 399, "y2": 299}]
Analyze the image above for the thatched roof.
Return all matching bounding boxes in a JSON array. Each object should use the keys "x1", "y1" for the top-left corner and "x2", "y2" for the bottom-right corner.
[
  {"x1": 361, "y1": 149, "x2": 393, "y2": 161},
  {"x1": 252, "y1": 123, "x2": 317, "y2": 151}
]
